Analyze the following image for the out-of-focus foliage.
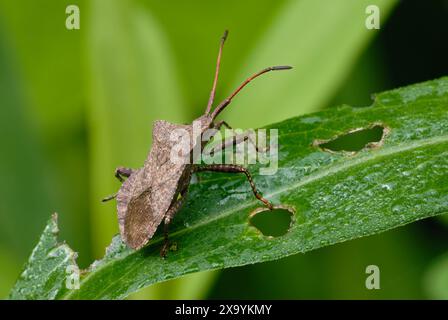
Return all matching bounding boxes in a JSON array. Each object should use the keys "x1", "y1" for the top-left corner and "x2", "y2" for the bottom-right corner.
[{"x1": 424, "y1": 253, "x2": 448, "y2": 299}]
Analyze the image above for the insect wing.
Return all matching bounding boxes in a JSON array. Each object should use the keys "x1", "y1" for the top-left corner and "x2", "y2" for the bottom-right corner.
[{"x1": 123, "y1": 188, "x2": 162, "y2": 249}]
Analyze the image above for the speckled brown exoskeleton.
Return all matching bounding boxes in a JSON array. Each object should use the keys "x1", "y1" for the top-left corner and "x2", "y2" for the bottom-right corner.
[{"x1": 103, "y1": 30, "x2": 292, "y2": 257}]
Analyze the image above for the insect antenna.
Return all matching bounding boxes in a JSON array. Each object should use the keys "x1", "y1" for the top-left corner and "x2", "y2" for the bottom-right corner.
[
  {"x1": 211, "y1": 65, "x2": 292, "y2": 120},
  {"x1": 205, "y1": 30, "x2": 229, "y2": 115}
]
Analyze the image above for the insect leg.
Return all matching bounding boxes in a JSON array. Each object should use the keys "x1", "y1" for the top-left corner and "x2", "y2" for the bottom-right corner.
[
  {"x1": 194, "y1": 164, "x2": 273, "y2": 209},
  {"x1": 209, "y1": 121, "x2": 232, "y2": 155},
  {"x1": 214, "y1": 120, "x2": 232, "y2": 130},
  {"x1": 212, "y1": 129, "x2": 267, "y2": 154},
  {"x1": 212, "y1": 120, "x2": 268, "y2": 154},
  {"x1": 212, "y1": 120, "x2": 243, "y2": 154},
  {"x1": 101, "y1": 193, "x2": 117, "y2": 202},
  {"x1": 160, "y1": 189, "x2": 189, "y2": 258},
  {"x1": 114, "y1": 167, "x2": 134, "y2": 182}
]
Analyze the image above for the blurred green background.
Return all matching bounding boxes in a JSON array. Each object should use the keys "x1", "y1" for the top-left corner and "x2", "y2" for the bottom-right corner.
[{"x1": 1, "y1": 0, "x2": 447, "y2": 299}]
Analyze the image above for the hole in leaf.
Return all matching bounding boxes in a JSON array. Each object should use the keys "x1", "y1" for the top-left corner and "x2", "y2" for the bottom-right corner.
[
  {"x1": 249, "y1": 206, "x2": 294, "y2": 237},
  {"x1": 315, "y1": 124, "x2": 388, "y2": 152}
]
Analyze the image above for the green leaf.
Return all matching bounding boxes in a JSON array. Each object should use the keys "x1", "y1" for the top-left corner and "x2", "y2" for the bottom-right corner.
[
  {"x1": 8, "y1": 214, "x2": 78, "y2": 300},
  {"x1": 11, "y1": 77, "x2": 448, "y2": 299}
]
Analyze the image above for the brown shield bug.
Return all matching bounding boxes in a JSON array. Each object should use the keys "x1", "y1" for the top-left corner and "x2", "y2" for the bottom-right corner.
[{"x1": 103, "y1": 30, "x2": 292, "y2": 257}]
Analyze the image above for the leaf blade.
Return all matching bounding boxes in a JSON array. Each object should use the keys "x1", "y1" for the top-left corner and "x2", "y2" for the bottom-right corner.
[
  {"x1": 8, "y1": 214, "x2": 78, "y2": 300},
  {"x1": 10, "y1": 77, "x2": 448, "y2": 299},
  {"x1": 62, "y1": 77, "x2": 448, "y2": 299}
]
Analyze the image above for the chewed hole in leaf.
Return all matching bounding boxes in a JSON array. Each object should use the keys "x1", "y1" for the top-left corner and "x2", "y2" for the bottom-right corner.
[
  {"x1": 314, "y1": 124, "x2": 388, "y2": 153},
  {"x1": 249, "y1": 206, "x2": 295, "y2": 237}
]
